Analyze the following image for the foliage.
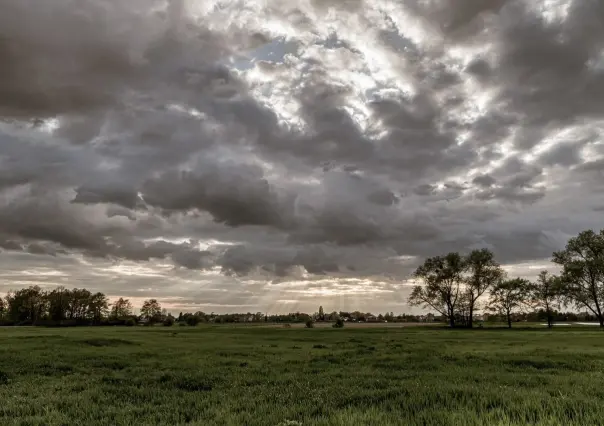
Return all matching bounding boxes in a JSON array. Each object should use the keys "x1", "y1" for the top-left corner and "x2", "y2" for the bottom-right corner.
[
  {"x1": 333, "y1": 318, "x2": 345, "y2": 328},
  {"x1": 305, "y1": 320, "x2": 314, "y2": 328},
  {"x1": 140, "y1": 299, "x2": 162, "y2": 324},
  {"x1": 464, "y1": 249, "x2": 505, "y2": 328},
  {"x1": 2, "y1": 326, "x2": 604, "y2": 425},
  {"x1": 111, "y1": 298, "x2": 133, "y2": 320},
  {"x1": 552, "y1": 229, "x2": 604, "y2": 326},
  {"x1": 186, "y1": 315, "x2": 201, "y2": 327},
  {"x1": 2, "y1": 286, "x2": 109, "y2": 325},
  {"x1": 489, "y1": 278, "x2": 531, "y2": 328},
  {"x1": 163, "y1": 316, "x2": 175, "y2": 327},
  {"x1": 529, "y1": 271, "x2": 562, "y2": 329},
  {"x1": 409, "y1": 252, "x2": 467, "y2": 327}
]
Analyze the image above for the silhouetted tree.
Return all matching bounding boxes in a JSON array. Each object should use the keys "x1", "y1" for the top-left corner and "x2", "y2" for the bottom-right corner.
[
  {"x1": 318, "y1": 306, "x2": 325, "y2": 321},
  {"x1": 111, "y1": 298, "x2": 133, "y2": 319},
  {"x1": 88, "y1": 292, "x2": 109, "y2": 324},
  {"x1": 5, "y1": 286, "x2": 46, "y2": 324},
  {"x1": 464, "y1": 249, "x2": 504, "y2": 328},
  {"x1": 140, "y1": 299, "x2": 162, "y2": 324},
  {"x1": 530, "y1": 271, "x2": 562, "y2": 328},
  {"x1": 47, "y1": 287, "x2": 70, "y2": 322},
  {"x1": 490, "y1": 278, "x2": 530, "y2": 328},
  {"x1": 553, "y1": 229, "x2": 604, "y2": 327},
  {"x1": 409, "y1": 252, "x2": 466, "y2": 327}
]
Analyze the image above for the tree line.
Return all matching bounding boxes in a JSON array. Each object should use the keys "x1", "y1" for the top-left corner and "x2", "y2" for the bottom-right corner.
[
  {"x1": 1, "y1": 229, "x2": 602, "y2": 328},
  {"x1": 0, "y1": 286, "x2": 172, "y2": 327},
  {"x1": 409, "y1": 229, "x2": 604, "y2": 328}
]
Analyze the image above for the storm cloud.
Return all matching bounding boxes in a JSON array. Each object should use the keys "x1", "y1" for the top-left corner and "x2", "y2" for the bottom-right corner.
[{"x1": 0, "y1": 0, "x2": 602, "y2": 312}]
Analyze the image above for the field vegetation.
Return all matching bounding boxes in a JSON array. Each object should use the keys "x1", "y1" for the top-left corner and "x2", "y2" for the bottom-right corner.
[{"x1": 2, "y1": 326, "x2": 604, "y2": 425}]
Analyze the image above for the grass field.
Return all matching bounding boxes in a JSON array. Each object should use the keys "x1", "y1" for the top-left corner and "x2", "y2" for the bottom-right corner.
[{"x1": 1, "y1": 326, "x2": 604, "y2": 425}]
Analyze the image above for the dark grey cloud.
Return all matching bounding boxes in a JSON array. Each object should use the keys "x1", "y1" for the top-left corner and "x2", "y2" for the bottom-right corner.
[{"x1": 0, "y1": 0, "x2": 603, "y2": 311}]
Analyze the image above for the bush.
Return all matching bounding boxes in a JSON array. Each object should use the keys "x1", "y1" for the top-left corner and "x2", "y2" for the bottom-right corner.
[
  {"x1": 333, "y1": 318, "x2": 345, "y2": 328},
  {"x1": 305, "y1": 320, "x2": 314, "y2": 328},
  {"x1": 163, "y1": 317, "x2": 175, "y2": 327},
  {"x1": 186, "y1": 316, "x2": 201, "y2": 326},
  {"x1": 283, "y1": 323, "x2": 292, "y2": 328},
  {"x1": 124, "y1": 318, "x2": 136, "y2": 327},
  {"x1": 179, "y1": 321, "x2": 187, "y2": 326}
]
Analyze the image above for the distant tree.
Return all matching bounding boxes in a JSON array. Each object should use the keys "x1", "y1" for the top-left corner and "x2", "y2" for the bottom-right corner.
[
  {"x1": 409, "y1": 252, "x2": 466, "y2": 327},
  {"x1": 46, "y1": 287, "x2": 70, "y2": 322},
  {"x1": 140, "y1": 299, "x2": 162, "y2": 324},
  {"x1": 5, "y1": 286, "x2": 46, "y2": 324},
  {"x1": 529, "y1": 271, "x2": 562, "y2": 328},
  {"x1": 163, "y1": 315, "x2": 175, "y2": 326},
  {"x1": 186, "y1": 315, "x2": 201, "y2": 326},
  {"x1": 0, "y1": 297, "x2": 5, "y2": 320},
  {"x1": 464, "y1": 249, "x2": 504, "y2": 328},
  {"x1": 305, "y1": 319, "x2": 314, "y2": 328},
  {"x1": 111, "y1": 298, "x2": 133, "y2": 319},
  {"x1": 318, "y1": 306, "x2": 325, "y2": 321},
  {"x1": 66, "y1": 288, "x2": 93, "y2": 321},
  {"x1": 177, "y1": 312, "x2": 183, "y2": 322},
  {"x1": 489, "y1": 278, "x2": 530, "y2": 328},
  {"x1": 552, "y1": 229, "x2": 604, "y2": 327},
  {"x1": 88, "y1": 292, "x2": 109, "y2": 324}
]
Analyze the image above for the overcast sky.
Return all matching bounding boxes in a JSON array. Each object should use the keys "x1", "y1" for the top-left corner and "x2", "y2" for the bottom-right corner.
[{"x1": 1, "y1": 0, "x2": 603, "y2": 314}]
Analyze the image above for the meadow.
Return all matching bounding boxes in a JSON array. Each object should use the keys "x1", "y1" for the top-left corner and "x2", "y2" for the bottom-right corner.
[{"x1": 1, "y1": 325, "x2": 604, "y2": 426}]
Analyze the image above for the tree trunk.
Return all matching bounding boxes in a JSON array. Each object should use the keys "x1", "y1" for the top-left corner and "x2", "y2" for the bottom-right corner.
[
  {"x1": 594, "y1": 299, "x2": 604, "y2": 327},
  {"x1": 507, "y1": 310, "x2": 512, "y2": 329},
  {"x1": 547, "y1": 310, "x2": 553, "y2": 328},
  {"x1": 447, "y1": 304, "x2": 455, "y2": 328},
  {"x1": 468, "y1": 305, "x2": 474, "y2": 329}
]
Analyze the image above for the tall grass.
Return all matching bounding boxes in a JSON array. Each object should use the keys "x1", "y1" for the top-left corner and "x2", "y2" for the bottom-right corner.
[{"x1": 1, "y1": 326, "x2": 604, "y2": 425}]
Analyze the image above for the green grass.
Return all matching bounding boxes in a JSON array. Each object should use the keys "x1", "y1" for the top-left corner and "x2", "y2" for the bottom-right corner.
[{"x1": 1, "y1": 326, "x2": 604, "y2": 425}]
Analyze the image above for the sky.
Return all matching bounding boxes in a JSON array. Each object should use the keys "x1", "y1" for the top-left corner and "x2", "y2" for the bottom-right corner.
[{"x1": 0, "y1": 0, "x2": 603, "y2": 314}]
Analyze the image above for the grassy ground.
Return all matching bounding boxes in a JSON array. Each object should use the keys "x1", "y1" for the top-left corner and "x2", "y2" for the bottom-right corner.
[{"x1": 1, "y1": 326, "x2": 604, "y2": 425}]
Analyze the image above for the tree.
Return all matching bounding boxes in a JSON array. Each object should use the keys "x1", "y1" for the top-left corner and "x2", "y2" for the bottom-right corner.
[
  {"x1": 332, "y1": 318, "x2": 345, "y2": 328},
  {"x1": 5, "y1": 286, "x2": 46, "y2": 324},
  {"x1": 66, "y1": 288, "x2": 93, "y2": 321},
  {"x1": 552, "y1": 229, "x2": 604, "y2": 327},
  {"x1": 529, "y1": 271, "x2": 561, "y2": 328},
  {"x1": 111, "y1": 298, "x2": 133, "y2": 319},
  {"x1": 318, "y1": 306, "x2": 324, "y2": 321},
  {"x1": 140, "y1": 299, "x2": 162, "y2": 323},
  {"x1": 464, "y1": 249, "x2": 504, "y2": 328},
  {"x1": 409, "y1": 252, "x2": 466, "y2": 327},
  {"x1": 47, "y1": 287, "x2": 70, "y2": 322},
  {"x1": 490, "y1": 278, "x2": 530, "y2": 328},
  {"x1": 88, "y1": 292, "x2": 109, "y2": 324},
  {"x1": 0, "y1": 297, "x2": 5, "y2": 320}
]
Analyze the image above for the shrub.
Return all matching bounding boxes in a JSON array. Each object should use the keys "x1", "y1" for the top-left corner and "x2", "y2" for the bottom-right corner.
[
  {"x1": 333, "y1": 318, "x2": 345, "y2": 328},
  {"x1": 186, "y1": 316, "x2": 201, "y2": 326},
  {"x1": 163, "y1": 317, "x2": 175, "y2": 327},
  {"x1": 124, "y1": 318, "x2": 136, "y2": 327},
  {"x1": 179, "y1": 321, "x2": 186, "y2": 326},
  {"x1": 305, "y1": 320, "x2": 315, "y2": 328},
  {"x1": 283, "y1": 323, "x2": 292, "y2": 328}
]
